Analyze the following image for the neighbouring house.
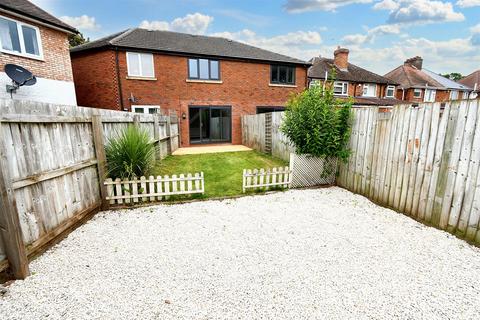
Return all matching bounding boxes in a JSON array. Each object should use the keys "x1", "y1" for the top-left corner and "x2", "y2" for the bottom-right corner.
[
  {"x1": 308, "y1": 47, "x2": 401, "y2": 106},
  {"x1": 0, "y1": 0, "x2": 77, "y2": 105},
  {"x1": 70, "y1": 28, "x2": 309, "y2": 146},
  {"x1": 458, "y1": 70, "x2": 479, "y2": 99},
  {"x1": 384, "y1": 57, "x2": 472, "y2": 104}
]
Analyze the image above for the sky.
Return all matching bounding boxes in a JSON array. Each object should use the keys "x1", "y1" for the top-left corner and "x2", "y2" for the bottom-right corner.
[{"x1": 32, "y1": 0, "x2": 480, "y2": 76}]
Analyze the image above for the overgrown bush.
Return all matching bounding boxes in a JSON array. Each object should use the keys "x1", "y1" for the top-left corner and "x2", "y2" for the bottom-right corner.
[
  {"x1": 105, "y1": 125, "x2": 156, "y2": 179},
  {"x1": 281, "y1": 83, "x2": 352, "y2": 161}
]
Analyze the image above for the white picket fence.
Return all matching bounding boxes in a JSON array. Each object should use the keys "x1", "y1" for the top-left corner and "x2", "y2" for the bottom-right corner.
[
  {"x1": 242, "y1": 167, "x2": 292, "y2": 192},
  {"x1": 104, "y1": 173, "x2": 204, "y2": 205}
]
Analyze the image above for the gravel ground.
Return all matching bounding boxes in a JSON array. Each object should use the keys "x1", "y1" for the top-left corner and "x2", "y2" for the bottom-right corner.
[{"x1": 1, "y1": 187, "x2": 480, "y2": 319}]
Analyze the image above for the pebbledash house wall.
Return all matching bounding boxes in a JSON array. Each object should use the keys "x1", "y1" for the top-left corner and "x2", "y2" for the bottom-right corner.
[
  {"x1": 71, "y1": 50, "x2": 308, "y2": 146},
  {"x1": 0, "y1": 12, "x2": 76, "y2": 105}
]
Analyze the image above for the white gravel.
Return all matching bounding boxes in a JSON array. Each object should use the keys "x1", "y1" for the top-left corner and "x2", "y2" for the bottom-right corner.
[{"x1": 1, "y1": 187, "x2": 480, "y2": 319}]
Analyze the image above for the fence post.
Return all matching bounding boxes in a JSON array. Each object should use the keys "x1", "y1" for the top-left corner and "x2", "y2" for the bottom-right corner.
[
  {"x1": 133, "y1": 115, "x2": 140, "y2": 127},
  {"x1": 153, "y1": 114, "x2": 161, "y2": 160},
  {"x1": 166, "y1": 113, "x2": 172, "y2": 155},
  {"x1": 0, "y1": 121, "x2": 29, "y2": 279},
  {"x1": 92, "y1": 115, "x2": 109, "y2": 210}
]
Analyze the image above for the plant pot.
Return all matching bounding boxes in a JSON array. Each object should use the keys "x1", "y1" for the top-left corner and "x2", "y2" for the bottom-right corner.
[{"x1": 289, "y1": 153, "x2": 337, "y2": 188}]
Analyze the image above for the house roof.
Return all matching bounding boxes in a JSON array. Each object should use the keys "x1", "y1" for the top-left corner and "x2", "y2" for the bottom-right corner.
[
  {"x1": 70, "y1": 28, "x2": 309, "y2": 66},
  {"x1": 0, "y1": 0, "x2": 77, "y2": 33},
  {"x1": 458, "y1": 70, "x2": 480, "y2": 92},
  {"x1": 384, "y1": 64, "x2": 472, "y2": 91},
  {"x1": 423, "y1": 69, "x2": 472, "y2": 91},
  {"x1": 308, "y1": 57, "x2": 397, "y2": 85}
]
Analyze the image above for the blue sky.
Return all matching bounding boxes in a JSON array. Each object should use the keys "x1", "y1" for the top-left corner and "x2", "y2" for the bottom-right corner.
[{"x1": 33, "y1": 0, "x2": 480, "y2": 75}]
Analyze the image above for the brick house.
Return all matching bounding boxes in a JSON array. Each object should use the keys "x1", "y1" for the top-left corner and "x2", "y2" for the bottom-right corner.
[
  {"x1": 458, "y1": 70, "x2": 479, "y2": 99},
  {"x1": 70, "y1": 28, "x2": 309, "y2": 146},
  {"x1": 308, "y1": 47, "x2": 401, "y2": 106},
  {"x1": 0, "y1": 0, "x2": 77, "y2": 105},
  {"x1": 384, "y1": 57, "x2": 472, "y2": 104}
]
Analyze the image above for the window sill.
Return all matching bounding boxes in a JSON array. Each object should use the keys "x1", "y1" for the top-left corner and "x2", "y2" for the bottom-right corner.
[
  {"x1": 126, "y1": 76, "x2": 157, "y2": 81},
  {"x1": 0, "y1": 50, "x2": 44, "y2": 62},
  {"x1": 186, "y1": 79, "x2": 223, "y2": 84},
  {"x1": 269, "y1": 83, "x2": 297, "y2": 88}
]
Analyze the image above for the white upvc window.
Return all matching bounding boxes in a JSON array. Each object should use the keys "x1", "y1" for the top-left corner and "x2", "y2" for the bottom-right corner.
[
  {"x1": 424, "y1": 89, "x2": 436, "y2": 102},
  {"x1": 413, "y1": 88, "x2": 422, "y2": 98},
  {"x1": 0, "y1": 15, "x2": 43, "y2": 60},
  {"x1": 449, "y1": 90, "x2": 459, "y2": 100},
  {"x1": 462, "y1": 91, "x2": 469, "y2": 99},
  {"x1": 127, "y1": 52, "x2": 155, "y2": 78},
  {"x1": 333, "y1": 81, "x2": 348, "y2": 96},
  {"x1": 362, "y1": 83, "x2": 377, "y2": 97},
  {"x1": 385, "y1": 85, "x2": 395, "y2": 98},
  {"x1": 132, "y1": 105, "x2": 160, "y2": 114}
]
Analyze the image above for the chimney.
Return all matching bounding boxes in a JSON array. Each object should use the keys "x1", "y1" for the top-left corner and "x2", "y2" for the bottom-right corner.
[
  {"x1": 404, "y1": 56, "x2": 423, "y2": 70},
  {"x1": 333, "y1": 46, "x2": 349, "y2": 70}
]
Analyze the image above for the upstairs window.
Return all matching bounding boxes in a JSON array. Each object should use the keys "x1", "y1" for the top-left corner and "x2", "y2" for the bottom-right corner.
[
  {"x1": 0, "y1": 16, "x2": 42, "y2": 59},
  {"x1": 188, "y1": 58, "x2": 220, "y2": 80},
  {"x1": 127, "y1": 52, "x2": 154, "y2": 78},
  {"x1": 449, "y1": 90, "x2": 459, "y2": 100},
  {"x1": 270, "y1": 65, "x2": 295, "y2": 85},
  {"x1": 362, "y1": 83, "x2": 377, "y2": 97},
  {"x1": 385, "y1": 85, "x2": 395, "y2": 98},
  {"x1": 424, "y1": 89, "x2": 436, "y2": 102},
  {"x1": 413, "y1": 88, "x2": 422, "y2": 98},
  {"x1": 333, "y1": 81, "x2": 348, "y2": 96}
]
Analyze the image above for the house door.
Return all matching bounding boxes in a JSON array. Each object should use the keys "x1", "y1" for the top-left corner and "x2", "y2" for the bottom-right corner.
[{"x1": 189, "y1": 106, "x2": 231, "y2": 144}]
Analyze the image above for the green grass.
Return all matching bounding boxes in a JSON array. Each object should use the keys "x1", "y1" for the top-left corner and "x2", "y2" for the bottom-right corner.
[{"x1": 154, "y1": 151, "x2": 288, "y2": 198}]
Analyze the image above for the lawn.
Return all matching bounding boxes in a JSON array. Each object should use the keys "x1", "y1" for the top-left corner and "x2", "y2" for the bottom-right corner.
[{"x1": 154, "y1": 151, "x2": 288, "y2": 198}]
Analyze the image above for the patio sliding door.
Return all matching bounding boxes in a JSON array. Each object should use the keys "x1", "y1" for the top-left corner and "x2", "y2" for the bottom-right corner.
[{"x1": 189, "y1": 106, "x2": 231, "y2": 144}]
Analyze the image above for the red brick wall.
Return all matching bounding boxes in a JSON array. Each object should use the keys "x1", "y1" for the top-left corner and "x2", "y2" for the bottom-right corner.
[
  {"x1": 71, "y1": 51, "x2": 120, "y2": 109},
  {"x1": 72, "y1": 49, "x2": 308, "y2": 146},
  {"x1": 0, "y1": 12, "x2": 73, "y2": 82},
  {"x1": 397, "y1": 88, "x2": 450, "y2": 103}
]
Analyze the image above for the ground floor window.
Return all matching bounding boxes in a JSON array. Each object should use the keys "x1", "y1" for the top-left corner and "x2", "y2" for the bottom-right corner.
[
  {"x1": 424, "y1": 89, "x2": 436, "y2": 102},
  {"x1": 256, "y1": 106, "x2": 285, "y2": 114},
  {"x1": 132, "y1": 105, "x2": 160, "y2": 114},
  {"x1": 413, "y1": 88, "x2": 422, "y2": 98},
  {"x1": 450, "y1": 90, "x2": 459, "y2": 100},
  {"x1": 385, "y1": 85, "x2": 395, "y2": 98}
]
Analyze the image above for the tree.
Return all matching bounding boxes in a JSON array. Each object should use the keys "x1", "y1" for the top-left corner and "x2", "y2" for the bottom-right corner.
[
  {"x1": 68, "y1": 32, "x2": 89, "y2": 48},
  {"x1": 440, "y1": 72, "x2": 463, "y2": 81}
]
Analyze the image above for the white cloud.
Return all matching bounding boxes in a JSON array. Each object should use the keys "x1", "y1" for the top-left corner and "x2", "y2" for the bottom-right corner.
[
  {"x1": 456, "y1": 0, "x2": 480, "y2": 8},
  {"x1": 210, "y1": 29, "x2": 323, "y2": 61},
  {"x1": 284, "y1": 0, "x2": 373, "y2": 12},
  {"x1": 374, "y1": 0, "x2": 464, "y2": 25},
  {"x1": 342, "y1": 24, "x2": 401, "y2": 45},
  {"x1": 139, "y1": 13, "x2": 214, "y2": 35},
  {"x1": 60, "y1": 15, "x2": 99, "y2": 31},
  {"x1": 471, "y1": 23, "x2": 480, "y2": 33}
]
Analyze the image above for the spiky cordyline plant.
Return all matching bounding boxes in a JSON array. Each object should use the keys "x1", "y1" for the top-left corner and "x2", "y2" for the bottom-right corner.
[{"x1": 105, "y1": 125, "x2": 156, "y2": 179}]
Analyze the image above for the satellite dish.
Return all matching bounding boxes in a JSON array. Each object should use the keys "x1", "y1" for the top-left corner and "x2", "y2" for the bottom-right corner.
[{"x1": 4, "y1": 64, "x2": 37, "y2": 97}]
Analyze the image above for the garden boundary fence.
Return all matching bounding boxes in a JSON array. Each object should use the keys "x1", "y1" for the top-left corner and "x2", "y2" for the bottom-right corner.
[
  {"x1": 338, "y1": 100, "x2": 480, "y2": 246},
  {"x1": 105, "y1": 173, "x2": 204, "y2": 205},
  {"x1": 0, "y1": 99, "x2": 179, "y2": 278}
]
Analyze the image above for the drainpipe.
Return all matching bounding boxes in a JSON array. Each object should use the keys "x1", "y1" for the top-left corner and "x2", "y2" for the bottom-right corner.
[
  {"x1": 115, "y1": 48, "x2": 125, "y2": 111},
  {"x1": 402, "y1": 88, "x2": 405, "y2": 101}
]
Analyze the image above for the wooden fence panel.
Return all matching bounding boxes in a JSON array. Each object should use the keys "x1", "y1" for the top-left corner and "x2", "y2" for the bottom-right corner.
[
  {"x1": 338, "y1": 99, "x2": 480, "y2": 246},
  {"x1": 0, "y1": 99, "x2": 179, "y2": 277}
]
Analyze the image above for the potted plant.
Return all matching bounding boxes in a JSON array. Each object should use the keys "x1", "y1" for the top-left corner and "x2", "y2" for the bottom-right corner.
[{"x1": 281, "y1": 82, "x2": 352, "y2": 187}]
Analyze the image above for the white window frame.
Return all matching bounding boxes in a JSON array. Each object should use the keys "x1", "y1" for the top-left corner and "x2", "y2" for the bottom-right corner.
[
  {"x1": 362, "y1": 83, "x2": 377, "y2": 97},
  {"x1": 385, "y1": 85, "x2": 395, "y2": 98},
  {"x1": 449, "y1": 90, "x2": 459, "y2": 100},
  {"x1": 126, "y1": 52, "x2": 155, "y2": 78},
  {"x1": 462, "y1": 91, "x2": 469, "y2": 99},
  {"x1": 0, "y1": 14, "x2": 43, "y2": 60},
  {"x1": 424, "y1": 89, "x2": 436, "y2": 102},
  {"x1": 131, "y1": 105, "x2": 160, "y2": 114},
  {"x1": 413, "y1": 88, "x2": 422, "y2": 98},
  {"x1": 333, "y1": 81, "x2": 348, "y2": 96}
]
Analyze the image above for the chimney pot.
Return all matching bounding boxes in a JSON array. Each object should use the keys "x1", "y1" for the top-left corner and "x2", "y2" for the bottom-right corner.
[
  {"x1": 334, "y1": 47, "x2": 349, "y2": 70},
  {"x1": 404, "y1": 56, "x2": 423, "y2": 70}
]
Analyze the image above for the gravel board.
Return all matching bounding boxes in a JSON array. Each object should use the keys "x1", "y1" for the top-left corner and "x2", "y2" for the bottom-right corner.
[{"x1": 1, "y1": 187, "x2": 480, "y2": 319}]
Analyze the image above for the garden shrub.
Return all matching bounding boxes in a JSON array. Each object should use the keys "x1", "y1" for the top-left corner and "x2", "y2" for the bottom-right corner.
[
  {"x1": 105, "y1": 125, "x2": 156, "y2": 179},
  {"x1": 281, "y1": 83, "x2": 352, "y2": 162}
]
